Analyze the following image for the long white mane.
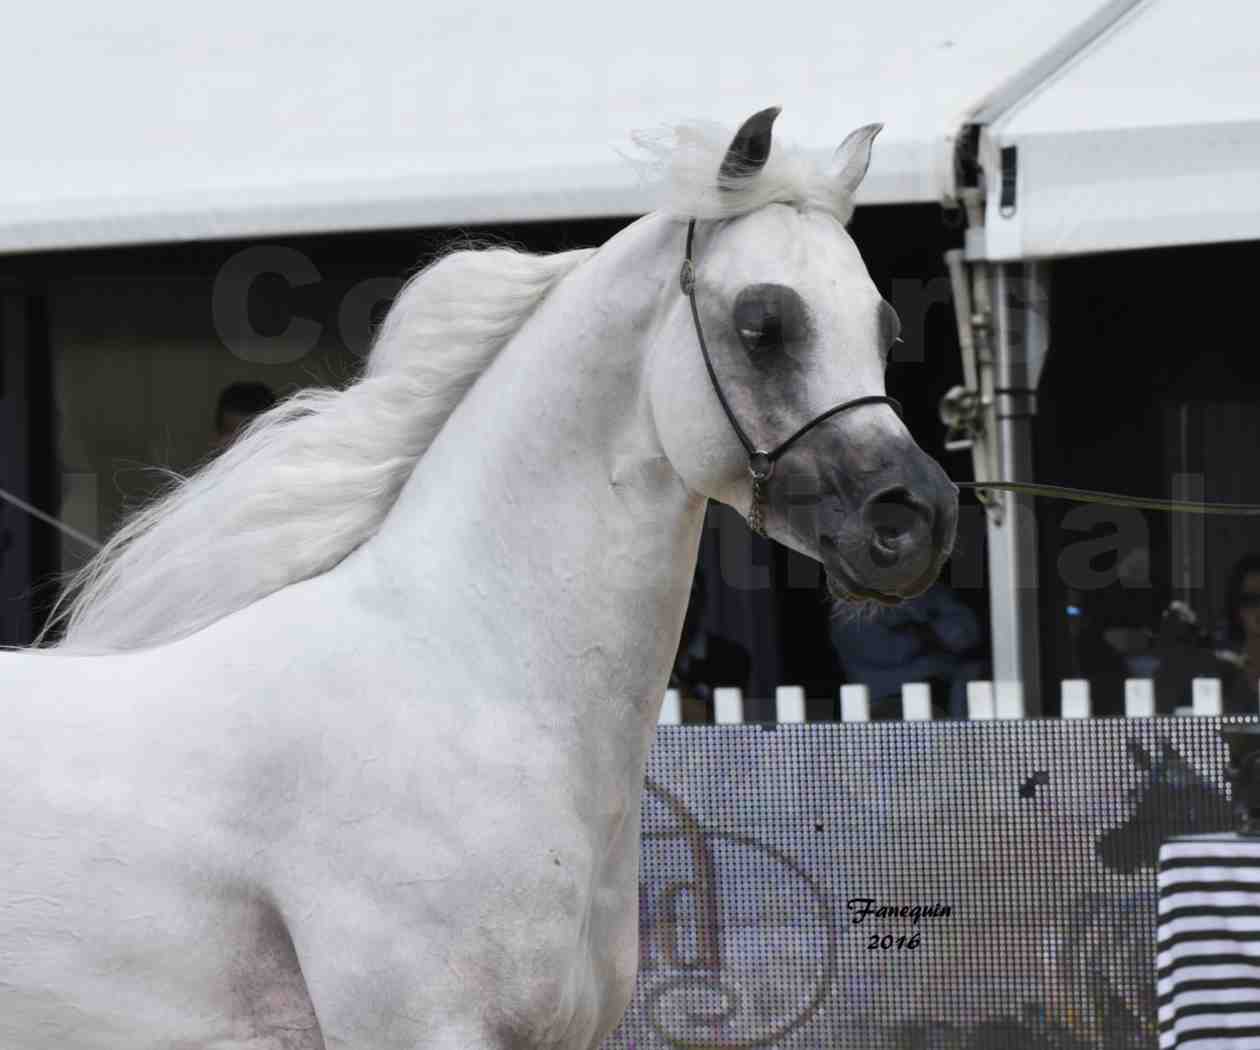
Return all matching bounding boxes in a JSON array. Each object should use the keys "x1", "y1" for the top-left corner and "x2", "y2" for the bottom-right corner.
[
  {"x1": 41, "y1": 118, "x2": 858, "y2": 654},
  {"x1": 43, "y1": 245, "x2": 594, "y2": 652}
]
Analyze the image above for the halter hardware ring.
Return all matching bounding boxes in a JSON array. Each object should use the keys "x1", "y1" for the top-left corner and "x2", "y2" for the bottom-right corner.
[{"x1": 748, "y1": 452, "x2": 774, "y2": 481}]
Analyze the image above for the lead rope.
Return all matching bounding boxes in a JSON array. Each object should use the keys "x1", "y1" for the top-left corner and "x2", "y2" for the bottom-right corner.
[
  {"x1": 958, "y1": 480, "x2": 1260, "y2": 515},
  {"x1": 0, "y1": 485, "x2": 101, "y2": 551}
]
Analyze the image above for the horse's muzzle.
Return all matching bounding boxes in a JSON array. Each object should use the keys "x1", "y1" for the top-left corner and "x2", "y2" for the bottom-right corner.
[{"x1": 816, "y1": 454, "x2": 958, "y2": 602}]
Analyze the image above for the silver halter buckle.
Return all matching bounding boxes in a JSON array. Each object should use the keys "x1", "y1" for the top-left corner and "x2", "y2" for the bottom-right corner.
[
  {"x1": 679, "y1": 259, "x2": 695, "y2": 295},
  {"x1": 747, "y1": 452, "x2": 774, "y2": 537}
]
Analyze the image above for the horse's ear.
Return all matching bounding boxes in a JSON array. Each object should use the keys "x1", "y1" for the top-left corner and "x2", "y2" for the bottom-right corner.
[
  {"x1": 718, "y1": 106, "x2": 781, "y2": 186},
  {"x1": 831, "y1": 123, "x2": 883, "y2": 198}
]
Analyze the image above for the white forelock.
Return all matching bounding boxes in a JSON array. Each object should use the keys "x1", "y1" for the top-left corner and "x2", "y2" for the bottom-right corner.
[{"x1": 628, "y1": 119, "x2": 860, "y2": 225}]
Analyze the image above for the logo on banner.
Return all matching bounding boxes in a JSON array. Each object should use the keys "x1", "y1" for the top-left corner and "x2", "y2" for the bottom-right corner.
[{"x1": 637, "y1": 779, "x2": 836, "y2": 1048}]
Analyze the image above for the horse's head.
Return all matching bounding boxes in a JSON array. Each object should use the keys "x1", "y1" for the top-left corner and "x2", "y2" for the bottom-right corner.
[
  {"x1": 1096, "y1": 737, "x2": 1233, "y2": 874},
  {"x1": 649, "y1": 107, "x2": 958, "y2": 603}
]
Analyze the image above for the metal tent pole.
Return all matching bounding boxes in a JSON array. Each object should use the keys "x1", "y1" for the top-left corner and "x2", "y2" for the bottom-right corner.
[{"x1": 985, "y1": 261, "x2": 1049, "y2": 714}]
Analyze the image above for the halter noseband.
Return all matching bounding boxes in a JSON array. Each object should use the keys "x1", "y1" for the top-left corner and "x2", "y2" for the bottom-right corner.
[{"x1": 680, "y1": 218, "x2": 903, "y2": 536}]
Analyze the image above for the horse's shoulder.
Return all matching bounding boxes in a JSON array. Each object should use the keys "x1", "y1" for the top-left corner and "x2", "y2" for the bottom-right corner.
[{"x1": 0, "y1": 648, "x2": 139, "y2": 712}]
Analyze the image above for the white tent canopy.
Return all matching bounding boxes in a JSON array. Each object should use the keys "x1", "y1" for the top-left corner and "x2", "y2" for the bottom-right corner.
[
  {"x1": 3, "y1": 0, "x2": 1107, "y2": 252},
  {"x1": 973, "y1": 0, "x2": 1260, "y2": 260}
]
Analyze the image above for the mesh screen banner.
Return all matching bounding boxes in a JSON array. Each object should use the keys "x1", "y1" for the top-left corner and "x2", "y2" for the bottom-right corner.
[{"x1": 601, "y1": 716, "x2": 1253, "y2": 1050}]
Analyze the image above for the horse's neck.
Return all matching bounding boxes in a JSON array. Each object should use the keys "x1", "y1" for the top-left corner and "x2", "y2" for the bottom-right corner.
[{"x1": 359, "y1": 215, "x2": 706, "y2": 722}]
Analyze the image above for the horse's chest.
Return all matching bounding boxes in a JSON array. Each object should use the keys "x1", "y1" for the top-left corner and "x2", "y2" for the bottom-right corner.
[
  {"x1": 425, "y1": 772, "x2": 644, "y2": 1045},
  {"x1": 458, "y1": 850, "x2": 641, "y2": 1048}
]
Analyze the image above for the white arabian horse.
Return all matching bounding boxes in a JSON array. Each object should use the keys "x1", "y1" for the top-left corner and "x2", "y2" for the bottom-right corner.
[{"x1": 1, "y1": 108, "x2": 956, "y2": 1049}]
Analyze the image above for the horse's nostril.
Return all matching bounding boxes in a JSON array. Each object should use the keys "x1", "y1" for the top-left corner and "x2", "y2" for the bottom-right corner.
[
  {"x1": 874, "y1": 524, "x2": 902, "y2": 548},
  {"x1": 870, "y1": 490, "x2": 923, "y2": 537},
  {"x1": 864, "y1": 486, "x2": 931, "y2": 569},
  {"x1": 870, "y1": 531, "x2": 901, "y2": 568},
  {"x1": 870, "y1": 486, "x2": 924, "y2": 520}
]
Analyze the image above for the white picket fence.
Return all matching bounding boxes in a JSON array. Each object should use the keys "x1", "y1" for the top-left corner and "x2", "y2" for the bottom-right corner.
[{"x1": 657, "y1": 677, "x2": 1241, "y2": 724}]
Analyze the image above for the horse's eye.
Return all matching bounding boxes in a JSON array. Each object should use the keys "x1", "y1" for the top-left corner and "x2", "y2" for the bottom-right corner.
[
  {"x1": 735, "y1": 304, "x2": 782, "y2": 352},
  {"x1": 733, "y1": 285, "x2": 806, "y2": 354}
]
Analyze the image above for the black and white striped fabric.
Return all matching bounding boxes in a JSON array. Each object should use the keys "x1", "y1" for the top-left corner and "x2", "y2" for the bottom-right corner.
[{"x1": 1159, "y1": 833, "x2": 1260, "y2": 1048}]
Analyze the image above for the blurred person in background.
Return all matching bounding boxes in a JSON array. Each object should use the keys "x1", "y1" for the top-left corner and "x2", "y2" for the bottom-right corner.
[
  {"x1": 829, "y1": 579, "x2": 986, "y2": 720},
  {"x1": 1217, "y1": 553, "x2": 1260, "y2": 714},
  {"x1": 213, "y1": 381, "x2": 276, "y2": 451},
  {"x1": 1071, "y1": 545, "x2": 1153, "y2": 716}
]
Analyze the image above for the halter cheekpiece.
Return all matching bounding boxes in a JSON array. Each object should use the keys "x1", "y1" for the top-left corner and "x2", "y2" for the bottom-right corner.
[{"x1": 680, "y1": 218, "x2": 902, "y2": 536}]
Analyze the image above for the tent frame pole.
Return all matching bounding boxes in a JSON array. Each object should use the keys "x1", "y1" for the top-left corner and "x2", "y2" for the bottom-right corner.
[{"x1": 984, "y1": 261, "x2": 1050, "y2": 715}]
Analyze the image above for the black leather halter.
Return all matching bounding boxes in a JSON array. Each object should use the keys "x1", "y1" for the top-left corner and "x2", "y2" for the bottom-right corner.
[{"x1": 680, "y1": 218, "x2": 903, "y2": 535}]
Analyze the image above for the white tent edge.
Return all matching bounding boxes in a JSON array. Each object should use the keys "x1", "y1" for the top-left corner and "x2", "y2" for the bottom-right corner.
[
  {"x1": 0, "y1": 140, "x2": 939, "y2": 255},
  {"x1": 969, "y1": 0, "x2": 1260, "y2": 261},
  {"x1": 11, "y1": 0, "x2": 1245, "y2": 260}
]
